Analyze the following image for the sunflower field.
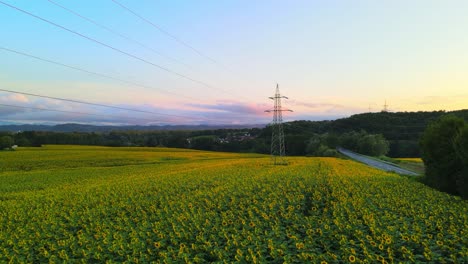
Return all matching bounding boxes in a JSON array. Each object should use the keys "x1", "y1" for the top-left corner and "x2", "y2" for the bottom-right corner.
[{"x1": 0, "y1": 145, "x2": 466, "y2": 263}]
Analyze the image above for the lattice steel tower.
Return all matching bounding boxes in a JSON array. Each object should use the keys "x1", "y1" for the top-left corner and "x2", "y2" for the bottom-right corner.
[{"x1": 265, "y1": 84, "x2": 293, "y2": 165}]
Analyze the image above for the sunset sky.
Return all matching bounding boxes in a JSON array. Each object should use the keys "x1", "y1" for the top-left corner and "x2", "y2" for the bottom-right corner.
[{"x1": 1, "y1": 0, "x2": 468, "y2": 125}]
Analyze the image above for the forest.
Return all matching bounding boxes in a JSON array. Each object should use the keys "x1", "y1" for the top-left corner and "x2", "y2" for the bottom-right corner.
[{"x1": 2, "y1": 109, "x2": 468, "y2": 157}]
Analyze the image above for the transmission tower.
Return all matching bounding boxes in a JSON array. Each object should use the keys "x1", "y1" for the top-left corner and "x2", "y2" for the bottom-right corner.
[
  {"x1": 382, "y1": 100, "x2": 389, "y2": 112},
  {"x1": 265, "y1": 84, "x2": 293, "y2": 165}
]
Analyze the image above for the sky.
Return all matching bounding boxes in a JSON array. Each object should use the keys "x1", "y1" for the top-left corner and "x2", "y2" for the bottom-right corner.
[{"x1": 1, "y1": 0, "x2": 468, "y2": 125}]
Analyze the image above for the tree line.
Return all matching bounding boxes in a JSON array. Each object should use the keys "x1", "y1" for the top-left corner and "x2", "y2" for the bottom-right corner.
[
  {"x1": 1, "y1": 109, "x2": 467, "y2": 158},
  {"x1": 420, "y1": 115, "x2": 468, "y2": 199},
  {"x1": 1, "y1": 127, "x2": 389, "y2": 157}
]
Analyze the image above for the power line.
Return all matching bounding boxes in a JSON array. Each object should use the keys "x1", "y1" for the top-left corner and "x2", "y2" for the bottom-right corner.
[
  {"x1": 382, "y1": 100, "x2": 389, "y2": 112},
  {"x1": 111, "y1": 0, "x2": 220, "y2": 66},
  {"x1": 0, "y1": 47, "x2": 256, "y2": 123},
  {"x1": 0, "y1": 103, "x2": 180, "y2": 123},
  {"x1": 110, "y1": 0, "x2": 256, "y2": 97},
  {"x1": 0, "y1": 48, "x2": 258, "y2": 123},
  {"x1": 0, "y1": 1, "x2": 239, "y2": 98},
  {"x1": 0, "y1": 47, "x2": 196, "y2": 101},
  {"x1": 0, "y1": 88, "x2": 209, "y2": 121},
  {"x1": 265, "y1": 84, "x2": 292, "y2": 165},
  {"x1": 45, "y1": 0, "x2": 191, "y2": 69}
]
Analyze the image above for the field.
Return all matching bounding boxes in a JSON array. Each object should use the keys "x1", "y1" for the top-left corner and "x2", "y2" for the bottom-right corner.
[
  {"x1": 0, "y1": 146, "x2": 467, "y2": 263},
  {"x1": 394, "y1": 158, "x2": 423, "y2": 163},
  {"x1": 392, "y1": 158, "x2": 425, "y2": 175}
]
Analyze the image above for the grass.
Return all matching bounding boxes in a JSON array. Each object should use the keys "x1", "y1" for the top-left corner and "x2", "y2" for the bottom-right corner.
[{"x1": 378, "y1": 156, "x2": 426, "y2": 175}]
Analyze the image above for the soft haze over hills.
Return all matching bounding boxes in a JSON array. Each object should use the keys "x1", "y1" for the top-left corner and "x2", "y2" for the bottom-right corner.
[{"x1": 1, "y1": 1, "x2": 468, "y2": 125}]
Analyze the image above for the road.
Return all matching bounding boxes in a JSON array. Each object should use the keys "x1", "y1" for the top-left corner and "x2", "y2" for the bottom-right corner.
[{"x1": 337, "y1": 147, "x2": 419, "y2": 176}]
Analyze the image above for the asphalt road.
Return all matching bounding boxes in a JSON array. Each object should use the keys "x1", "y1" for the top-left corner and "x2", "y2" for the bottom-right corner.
[{"x1": 337, "y1": 147, "x2": 419, "y2": 176}]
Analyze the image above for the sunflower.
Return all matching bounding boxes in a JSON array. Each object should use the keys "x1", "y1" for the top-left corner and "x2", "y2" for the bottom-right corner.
[
  {"x1": 436, "y1": 241, "x2": 443, "y2": 246},
  {"x1": 424, "y1": 252, "x2": 431, "y2": 260},
  {"x1": 296, "y1": 242, "x2": 305, "y2": 249},
  {"x1": 349, "y1": 255, "x2": 356, "y2": 263},
  {"x1": 320, "y1": 261, "x2": 328, "y2": 264}
]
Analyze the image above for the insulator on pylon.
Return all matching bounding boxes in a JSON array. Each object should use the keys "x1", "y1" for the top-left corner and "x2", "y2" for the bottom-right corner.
[{"x1": 264, "y1": 84, "x2": 292, "y2": 165}]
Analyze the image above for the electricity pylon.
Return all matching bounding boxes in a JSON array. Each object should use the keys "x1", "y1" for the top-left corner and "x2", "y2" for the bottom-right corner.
[
  {"x1": 265, "y1": 84, "x2": 293, "y2": 165},
  {"x1": 382, "y1": 100, "x2": 389, "y2": 112}
]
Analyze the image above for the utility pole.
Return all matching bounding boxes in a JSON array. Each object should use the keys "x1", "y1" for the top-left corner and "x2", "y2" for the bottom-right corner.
[
  {"x1": 265, "y1": 84, "x2": 293, "y2": 165},
  {"x1": 382, "y1": 100, "x2": 389, "y2": 112}
]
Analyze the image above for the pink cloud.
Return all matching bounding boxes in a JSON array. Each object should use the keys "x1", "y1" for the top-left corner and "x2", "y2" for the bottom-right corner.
[
  {"x1": 187, "y1": 101, "x2": 269, "y2": 116},
  {"x1": 0, "y1": 93, "x2": 30, "y2": 103}
]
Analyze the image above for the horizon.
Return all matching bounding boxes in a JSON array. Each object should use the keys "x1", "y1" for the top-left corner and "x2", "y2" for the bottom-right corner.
[
  {"x1": 2, "y1": 1, "x2": 468, "y2": 125},
  {"x1": 1, "y1": 108, "x2": 467, "y2": 128}
]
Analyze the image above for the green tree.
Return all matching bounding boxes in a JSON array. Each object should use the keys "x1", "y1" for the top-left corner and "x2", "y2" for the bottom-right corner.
[
  {"x1": 454, "y1": 125, "x2": 468, "y2": 198},
  {"x1": 306, "y1": 136, "x2": 322, "y2": 155},
  {"x1": 339, "y1": 131, "x2": 389, "y2": 156},
  {"x1": 15, "y1": 137, "x2": 31, "y2": 147},
  {"x1": 305, "y1": 134, "x2": 337, "y2": 157},
  {"x1": 0, "y1": 135, "x2": 14, "y2": 149},
  {"x1": 323, "y1": 133, "x2": 340, "y2": 149},
  {"x1": 372, "y1": 134, "x2": 390, "y2": 156},
  {"x1": 420, "y1": 115, "x2": 465, "y2": 196},
  {"x1": 190, "y1": 135, "x2": 217, "y2": 151},
  {"x1": 357, "y1": 134, "x2": 377, "y2": 155}
]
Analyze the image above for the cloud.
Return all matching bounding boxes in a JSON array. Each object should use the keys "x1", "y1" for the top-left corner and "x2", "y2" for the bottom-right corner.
[
  {"x1": 0, "y1": 106, "x2": 28, "y2": 116},
  {"x1": 186, "y1": 101, "x2": 268, "y2": 115},
  {"x1": 0, "y1": 92, "x2": 30, "y2": 103},
  {"x1": 285, "y1": 99, "x2": 344, "y2": 110},
  {"x1": 0, "y1": 94, "x2": 353, "y2": 126}
]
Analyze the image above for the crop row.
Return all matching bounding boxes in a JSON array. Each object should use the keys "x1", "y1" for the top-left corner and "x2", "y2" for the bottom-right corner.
[{"x1": 0, "y1": 148, "x2": 466, "y2": 263}]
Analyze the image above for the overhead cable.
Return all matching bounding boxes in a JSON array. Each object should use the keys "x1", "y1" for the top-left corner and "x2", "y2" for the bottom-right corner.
[
  {"x1": 0, "y1": 88, "x2": 209, "y2": 120},
  {"x1": 0, "y1": 103, "x2": 183, "y2": 123},
  {"x1": 46, "y1": 0, "x2": 191, "y2": 69},
  {"x1": 0, "y1": 1, "x2": 238, "y2": 97},
  {"x1": 111, "y1": 0, "x2": 219, "y2": 65},
  {"x1": 0, "y1": 47, "x2": 196, "y2": 101}
]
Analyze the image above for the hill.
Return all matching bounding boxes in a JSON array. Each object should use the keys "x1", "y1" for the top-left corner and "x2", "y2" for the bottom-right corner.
[
  {"x1": 277, "y1": 109, "x2": 468, "y2": 157},
  {"x1": 0, "y1": 123, "x2": 265, "y2": 133},
  {"x1": 2, "y1": 109, "x2": 467, "y2": 157}
]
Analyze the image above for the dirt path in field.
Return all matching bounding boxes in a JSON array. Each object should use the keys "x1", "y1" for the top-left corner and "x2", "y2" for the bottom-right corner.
[{"x1": 337, "y1": 147, "x2": 419, "y2": 176}]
